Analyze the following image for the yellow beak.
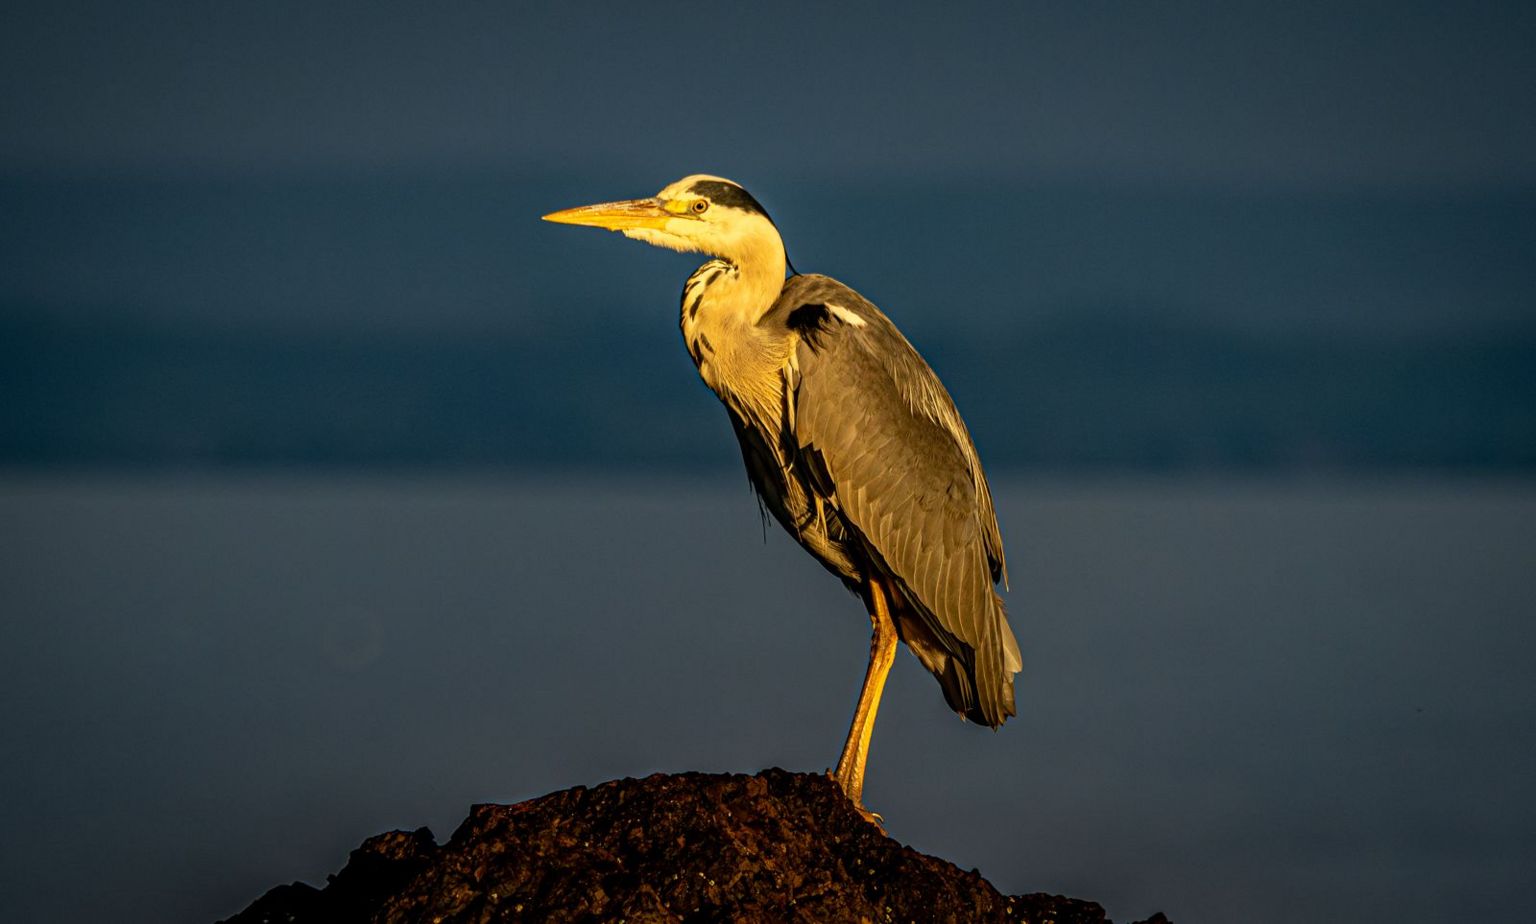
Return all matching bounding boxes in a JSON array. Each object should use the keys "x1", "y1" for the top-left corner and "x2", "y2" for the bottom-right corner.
[{"x1": 541, "y1": 197, "x2": 671, "y2": 231}]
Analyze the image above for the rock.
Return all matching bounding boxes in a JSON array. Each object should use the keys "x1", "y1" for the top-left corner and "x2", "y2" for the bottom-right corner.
[{"x1": 221, "y1": 769, "x2": 1170, "y2": 923}]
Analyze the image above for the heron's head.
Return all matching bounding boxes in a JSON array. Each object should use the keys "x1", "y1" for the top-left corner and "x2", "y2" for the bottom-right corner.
[{"x1": 543, "y1": 174, "x2": 784, "y2": 266}]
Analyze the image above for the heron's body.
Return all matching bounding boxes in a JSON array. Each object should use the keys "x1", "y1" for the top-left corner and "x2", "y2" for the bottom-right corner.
[{"x1": 545, "y1": 175, "x2": 1021, "y2": 814}]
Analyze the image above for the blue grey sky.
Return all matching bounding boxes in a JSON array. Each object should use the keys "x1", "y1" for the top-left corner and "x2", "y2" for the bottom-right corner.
[{"x1": 3, "y1": 1, "x2": 1534, "y2": 189}]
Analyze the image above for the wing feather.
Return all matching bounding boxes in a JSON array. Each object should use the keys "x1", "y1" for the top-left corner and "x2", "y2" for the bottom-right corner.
[{"x1": 772, "y1": 275, "x2": 1019, "y2": 726}]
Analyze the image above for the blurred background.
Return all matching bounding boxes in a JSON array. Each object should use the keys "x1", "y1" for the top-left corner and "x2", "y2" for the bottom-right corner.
[{"x1": 1, "y1": 2, "x2": 1533, "y2": 923}]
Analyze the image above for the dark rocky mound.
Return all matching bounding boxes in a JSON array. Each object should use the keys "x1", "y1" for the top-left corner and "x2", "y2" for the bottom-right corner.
[{"x1": 222, "y1": 768, "x2": 1169, "y2": 924}]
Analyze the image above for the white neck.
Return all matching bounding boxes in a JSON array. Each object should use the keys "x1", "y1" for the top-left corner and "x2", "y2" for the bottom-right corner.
[
  {"x1": 730, "y1": 228, "x2": 789, "y2": 317},
  {"x1": 679, "y1": 230, "x2": 790, "y2": 417}
]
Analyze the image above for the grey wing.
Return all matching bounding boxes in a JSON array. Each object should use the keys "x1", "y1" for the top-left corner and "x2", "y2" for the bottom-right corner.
[{"x1": 778, "y1": 277, "x2": 1020, "y2": 726}]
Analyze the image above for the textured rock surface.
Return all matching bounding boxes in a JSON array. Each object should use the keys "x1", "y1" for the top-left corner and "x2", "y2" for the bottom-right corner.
[{"x1": 222, "y1": 769, "x2": 1170, "y2": 924}]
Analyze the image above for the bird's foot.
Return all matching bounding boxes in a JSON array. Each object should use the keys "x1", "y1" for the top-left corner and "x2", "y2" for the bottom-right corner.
[
  {"x1": 826, "y1": 769, "x2": 886, "y2": 833},
  {"x1": 855, "y1": 805, "x2": 886, "y2": 833}
]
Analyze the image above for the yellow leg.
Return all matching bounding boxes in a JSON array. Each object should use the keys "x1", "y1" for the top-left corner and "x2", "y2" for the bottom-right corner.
[{"x1": 832, "y1": 575, "x2": 898, "y2": 813}]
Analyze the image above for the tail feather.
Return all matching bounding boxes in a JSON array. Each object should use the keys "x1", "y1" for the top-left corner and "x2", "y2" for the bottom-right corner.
[{"x1": 893, "y1": 595, "x2": 1018, "y2": 729}]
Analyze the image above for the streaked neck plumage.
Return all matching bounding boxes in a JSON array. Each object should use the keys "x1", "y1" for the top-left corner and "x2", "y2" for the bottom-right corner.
[{"x1": 679, "y1": 223, "x2": 790, "y2": 419}]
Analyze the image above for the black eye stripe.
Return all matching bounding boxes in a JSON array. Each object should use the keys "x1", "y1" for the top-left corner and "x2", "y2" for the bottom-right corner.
[{"x1": 686, "y1": 180, "x2": 773, "y2": 221}]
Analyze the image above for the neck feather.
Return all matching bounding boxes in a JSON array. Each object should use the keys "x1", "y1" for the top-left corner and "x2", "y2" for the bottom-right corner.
[
  {"x1": 680, "y1": 225, "x2": 787, "y2": 330},
  {"x1": 721, "y1": 225, "x2": 787, "y2": 322},
  {"x1": 678, "y1": 230, "x2": 791, "y2": 406}
]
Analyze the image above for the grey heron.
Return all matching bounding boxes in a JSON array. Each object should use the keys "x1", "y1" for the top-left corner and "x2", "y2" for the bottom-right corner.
[{"x1": 543, "y1": 175, "x2": 1020, "y2": 818}]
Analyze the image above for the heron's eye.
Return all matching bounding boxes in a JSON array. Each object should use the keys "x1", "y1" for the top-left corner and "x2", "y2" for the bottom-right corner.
[{"x1": 690, "y1": 199, "x2": 709, "y2": 214}]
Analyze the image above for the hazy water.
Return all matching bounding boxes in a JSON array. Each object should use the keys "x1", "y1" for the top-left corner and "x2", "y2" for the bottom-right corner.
[{"x1": 1, "y1": 475, "x2": 1532, "y2": 924}]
